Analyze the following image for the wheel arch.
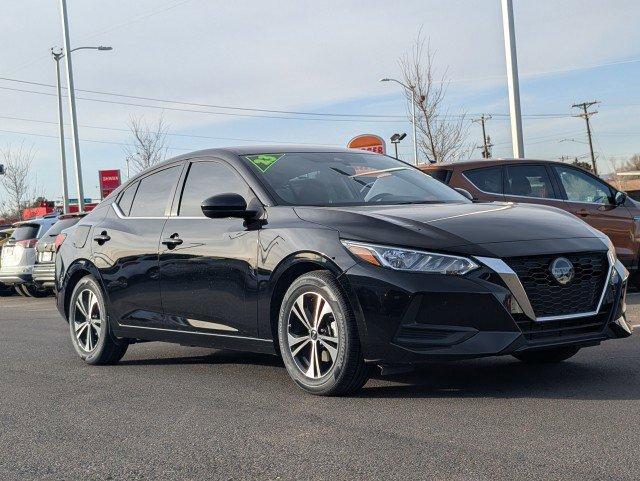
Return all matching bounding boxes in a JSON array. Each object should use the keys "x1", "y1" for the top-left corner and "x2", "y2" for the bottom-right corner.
[
  {"x1": 61, "y1": 259, "x2": 106, "y2": 320},
  {"x1": 266, "y1": 251, "x2": 366, "y2": 352}
]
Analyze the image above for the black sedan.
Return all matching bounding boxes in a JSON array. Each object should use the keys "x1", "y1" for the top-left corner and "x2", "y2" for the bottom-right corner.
[{"x1": 55, "y1": 147, "x2": 632, "y2": 395}]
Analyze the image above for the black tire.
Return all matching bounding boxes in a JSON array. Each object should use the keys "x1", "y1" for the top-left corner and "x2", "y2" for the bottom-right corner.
[
  {"x1": 0, "y1": 283, "x2": 14, "y2": 296},
  {"x1": 512, "y1": 346, "x2": 581, "y2": 363},
  {"x1": 20, "y1": 283, "x2": 51, "y2": 298},
  {"x1": 278, "y1": 270, "x2": 371, "y2": 396},
  {"x1": 68, "y1": 275, "x2": 128, "y2": 365}
]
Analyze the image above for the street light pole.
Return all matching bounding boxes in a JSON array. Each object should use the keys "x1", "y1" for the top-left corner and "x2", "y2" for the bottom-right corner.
[
  {"x1": 58, "y1": 0, "x2": 85, "y2": 211},
  {"x1": 500, "y1": 0, "x2": 524, "y2": 158},
  {"x1": 50, "y1": 45, "x2": 111, "y2": 214},
  {"x1": 51, "y1": 48, "x2": 70, "y2": 214},
  {"x1": 380, "y1": 78, "x2": 419, "y2": 165}
]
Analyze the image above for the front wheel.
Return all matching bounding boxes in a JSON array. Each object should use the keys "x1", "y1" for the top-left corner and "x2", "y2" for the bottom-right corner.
[
  {"x1": 512, "y1": 346, "x2": 580, "y2": 363},
  {"x1": 278, "y1": 271, "x2": 371, "y2": 396},
  {"x1": 68, "y1": 275, "x2": 128, "y2": 365}
]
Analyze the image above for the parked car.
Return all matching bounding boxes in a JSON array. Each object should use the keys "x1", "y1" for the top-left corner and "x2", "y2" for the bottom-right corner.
[
  {"x1": 0, "y1": 215, "x2": 58, "y2": 297},
  {"x1": 55, "y1": 147, "x2": 631, "y2": 396},
  {"x1": 420, "y1": 159, "x2": 640, "y2": 278},
  {"x1": 33, "y1": 213, "x2": 86, "y2": 289},
  {"x1": 0, "y1": 228, "x2": 15, "y2": 295}
]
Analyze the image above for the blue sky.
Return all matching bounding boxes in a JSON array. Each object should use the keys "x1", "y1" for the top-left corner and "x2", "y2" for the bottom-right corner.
[{"x1": 0, "y1": 0, "x2": 639, "y2": 203}]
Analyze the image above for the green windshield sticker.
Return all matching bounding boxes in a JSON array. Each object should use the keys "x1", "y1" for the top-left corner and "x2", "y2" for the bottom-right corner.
[{"x1": 245, "y1": 154, "x2": 284, "y2": 172}]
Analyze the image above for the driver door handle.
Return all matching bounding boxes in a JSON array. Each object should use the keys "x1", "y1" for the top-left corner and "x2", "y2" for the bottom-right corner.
[
  {"x1": 161, "y1": 233, "x2": 183, "y2": 249},
  {"x1": 576, "y1": 209, "x2": 589, "y2": 217}
]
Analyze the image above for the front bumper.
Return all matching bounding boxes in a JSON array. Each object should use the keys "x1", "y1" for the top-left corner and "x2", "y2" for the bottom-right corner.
[
  {"x1": 0, "y1": 265, "x2": 33, "y2": 285},
  {"x1": 32, "y1": 262, "x2": 56, "y2": 287},
  {"x1": 343, "y1": 256, "x2": 630, "y2": 365}
]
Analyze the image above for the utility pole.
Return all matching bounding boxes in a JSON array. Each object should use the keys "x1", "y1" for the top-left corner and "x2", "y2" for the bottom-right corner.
[
  {"x1": 472, "y1": 114, "x2": 493, "y2": 158},
  {"x1": 51, "y1": 47, "x2": 70, "y2": 214},
  {"x1": 500, "y1": 0, "x2": 524, "y2": 158},
  {"x1": 58, "y1": 0, "x2": 85, "y2": 212},
  {"x1": 572, "y1": 101, "x2": 599, "y2": 175}
]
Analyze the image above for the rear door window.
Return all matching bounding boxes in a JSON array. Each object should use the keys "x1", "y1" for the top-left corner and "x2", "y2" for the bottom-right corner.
[
  {"x1": 129, "y1": 166, "x2": 180, "y2": 217},
  {"x1": 505, "y1": 164, "x2": 556, "y2": 198},
  {"x1": 464, "y1": 166, "x2": 503, "y2": 194}
]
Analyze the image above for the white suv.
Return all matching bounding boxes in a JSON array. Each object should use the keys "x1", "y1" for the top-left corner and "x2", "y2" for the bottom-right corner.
[{"x1": 0, "y1": 216, "x2": 58, "y2": 296}]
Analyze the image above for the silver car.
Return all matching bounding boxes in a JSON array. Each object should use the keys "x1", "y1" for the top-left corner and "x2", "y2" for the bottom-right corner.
[{"x1": 0, "y1": 216, "x2": 58, "y2": 296}]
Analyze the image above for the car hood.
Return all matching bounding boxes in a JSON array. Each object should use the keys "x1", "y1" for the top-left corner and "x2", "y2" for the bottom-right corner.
[{"x1": 294, "y1": 202, "x2": 607, "y2": 257}]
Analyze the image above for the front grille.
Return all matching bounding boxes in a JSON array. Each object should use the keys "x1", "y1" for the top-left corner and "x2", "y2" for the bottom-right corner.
[
  {"x1": 514, "y1": 312, "x2": 609, "y2": 342},
  {"x1": 505, "y1": 252, "x2": 608, "y2": 317}
]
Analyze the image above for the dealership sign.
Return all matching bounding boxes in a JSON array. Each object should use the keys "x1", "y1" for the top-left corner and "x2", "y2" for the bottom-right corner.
[
  {"x1": 99, "y1": 169, "x2": 122, "y2": 199},
  {"x1": 347, "y1": 134, "x2": 386, "y2": 155}
]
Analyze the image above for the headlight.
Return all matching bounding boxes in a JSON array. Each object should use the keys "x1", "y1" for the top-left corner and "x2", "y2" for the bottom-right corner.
[{"x1": 341, "y1": 240, "x2": 479, "y2": 275}]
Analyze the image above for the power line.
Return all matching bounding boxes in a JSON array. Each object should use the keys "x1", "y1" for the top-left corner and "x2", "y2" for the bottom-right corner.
[
  {"x1": 0, "y1": 114, "x2": 342, "y2": 146},
  {"x1": 0, "y1": 75, "x2": 574, "y2": 120}
]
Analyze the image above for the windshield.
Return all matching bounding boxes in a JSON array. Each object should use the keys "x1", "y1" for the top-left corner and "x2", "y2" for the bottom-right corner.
[{"x1": 242, "y1": 152, "x2": 467, "y2": 206}]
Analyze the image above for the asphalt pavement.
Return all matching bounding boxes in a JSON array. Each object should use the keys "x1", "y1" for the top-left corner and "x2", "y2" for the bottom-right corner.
[{"x1": 1, "y1": 294, "x2": 639, "y2": 480}]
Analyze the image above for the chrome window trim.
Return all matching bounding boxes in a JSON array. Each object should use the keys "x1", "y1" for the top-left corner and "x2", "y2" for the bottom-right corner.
[
  {"x1": 112, "y1": 203, "x2": 166, "y2": 220},
  {"x1": 476, "y1": 252, "x2": 613, "y2": 322}
]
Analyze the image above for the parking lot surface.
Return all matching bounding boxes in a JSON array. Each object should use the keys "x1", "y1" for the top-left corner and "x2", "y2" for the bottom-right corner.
[{"x1": 1, "y1": 294, "x2": 639, "y2": 480}]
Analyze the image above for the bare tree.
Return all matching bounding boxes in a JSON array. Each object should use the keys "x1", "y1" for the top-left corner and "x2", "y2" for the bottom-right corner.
[
  {"x1": 123, "y1": 115, "x2": 169, "y2": 174},
  {"x1": 0, "y1": 142, "x2": 35, "y2": 219},
  {"x1": 399, "y1": 34, "x2": 473, "y2": 163}
]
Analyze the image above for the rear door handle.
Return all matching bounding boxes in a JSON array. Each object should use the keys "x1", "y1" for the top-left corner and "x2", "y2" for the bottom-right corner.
[
  {"x1": 161, "y1": 234, "x2": 183, "y2": 249},
  {"x1": 576, "y1": 209, "x2": 589, "y2": 217},
  {"x1": 93, "y1": 232, "x2": 111, "y2": 244}
]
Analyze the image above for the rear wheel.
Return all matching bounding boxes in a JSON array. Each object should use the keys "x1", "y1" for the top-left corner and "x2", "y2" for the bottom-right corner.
[
  {"x1": 68, "y1": 275, "x2": 128, "y2": 365},
  {"x1": 278, "y1": 271, "x2": 371, "y2": 396},
  {"x1": 513, "y1": 346, "x2": 580, "y2": 363}
]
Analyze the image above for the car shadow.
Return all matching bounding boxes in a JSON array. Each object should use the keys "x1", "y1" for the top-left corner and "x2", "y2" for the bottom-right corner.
[
  {"x1": 118, "y1": 348, "x2": 639, "y2": 401},
  {"x1": 360, "y1": 356, "x2": 640, "y2": 401}
]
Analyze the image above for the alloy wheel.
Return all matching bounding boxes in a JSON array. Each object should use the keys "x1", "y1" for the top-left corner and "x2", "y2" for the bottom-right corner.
[
  {"x1": 73, "y1": 289, "x2": 102, "y2": 352},
  {"x1": 287, "y1": 292, "x2": 339, "y2": 379}
]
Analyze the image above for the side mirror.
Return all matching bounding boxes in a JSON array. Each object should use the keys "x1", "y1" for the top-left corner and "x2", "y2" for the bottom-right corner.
[
  {"x1": 201, "y1": 193, "x2": 251, "y2": 219},
  {"x1": 454, "y1": 187, "x2": 475, "y2": 202},
  {"x1": 614, "y1": 191, "x2": 627, "y2": 206}
]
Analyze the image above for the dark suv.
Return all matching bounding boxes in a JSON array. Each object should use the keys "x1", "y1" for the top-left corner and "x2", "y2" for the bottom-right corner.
[
  {"x1": 55, "y1": 147, "x2": 632, "y2": 395},
  {"x1": 421, "y1": 159, "x2": 640, "y2": 275}
]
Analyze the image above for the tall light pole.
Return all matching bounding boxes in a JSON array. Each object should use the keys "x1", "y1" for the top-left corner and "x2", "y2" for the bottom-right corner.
[
  {"x1": 380, "y1": 78, "x2": 419, "y2": 165},
  {"x1": 51, "y1": 47, "x2": 70, "y2": 214},
  {"x1": 50, "y1": 45, "x2": 112, "y2": 213},
  {"x1": 59, "y1": 0, "x2": 88, "y2": 211},
  {"x1": 500, "y1": 0, "x2": 524, "y2": 158}
]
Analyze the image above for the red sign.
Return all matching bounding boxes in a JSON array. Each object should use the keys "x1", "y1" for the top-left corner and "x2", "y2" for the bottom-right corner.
[
  {"x1": 347, "y1": 134, "x2": 386, "y2": 155},
  {"x1": 99, "y1": 169, "x2": 121, "y2": 199}
]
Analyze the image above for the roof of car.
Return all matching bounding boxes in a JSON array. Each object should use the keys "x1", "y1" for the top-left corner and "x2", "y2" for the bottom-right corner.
[
  {"x1": 420, "y1": 158, "x2": 569, "y2": 170},
  {"x1": 166, "y1": 145, "x2": 372, "y2": 163},
  {"x1": 12, "y1": 217, "x2": 58, "y2": 228}
]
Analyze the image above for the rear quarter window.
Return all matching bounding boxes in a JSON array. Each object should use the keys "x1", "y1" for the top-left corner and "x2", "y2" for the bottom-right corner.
[{"x1": 426, "y1": 169, "x2": 452, "y2": 184}]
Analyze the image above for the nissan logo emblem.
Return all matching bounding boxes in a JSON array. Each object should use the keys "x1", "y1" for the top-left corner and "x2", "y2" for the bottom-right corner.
[{"x1": 550, "y1": 257, "x2": 574, "y2": 285}]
